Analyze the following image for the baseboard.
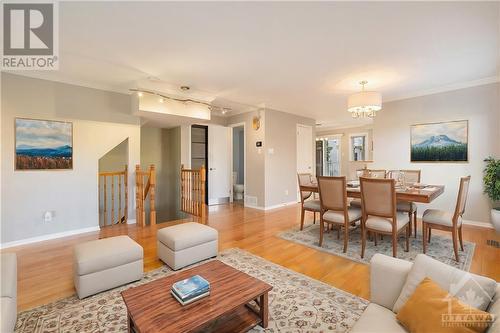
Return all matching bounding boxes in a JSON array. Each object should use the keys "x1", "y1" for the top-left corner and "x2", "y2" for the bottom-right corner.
[
  {"x1": 0, "y1": 226, "x2": 100, "y2": 249},
  {"x1": 264, "y1": 201, "x2": 299, "y2": 211},
  {"x1": 462, "y1": 220, "x2": 494, "y2": 229},
  {"x1": 244, "y1": 203, "x2": 266, "y2": 210}
]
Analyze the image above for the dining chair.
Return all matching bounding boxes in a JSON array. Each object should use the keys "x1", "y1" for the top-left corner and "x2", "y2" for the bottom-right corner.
[
  {"x1": 297, "y1": 173, "x2": 321, "y2": 230},
  {"x1": 387, "y1": 169, "x2": 421, "y2": 237},
  {"x1": 422, "y1": 176, "x2": 471, "y2": 262},
  {"x1": 360, "y1": 177, "x2": 410, "y2": 258},
  {"x1": 351, "y1": 169, "x2": 387, "y2": 208},
  {"x1": 317, "y1": 176, "x2": 362, "y2": 252}
]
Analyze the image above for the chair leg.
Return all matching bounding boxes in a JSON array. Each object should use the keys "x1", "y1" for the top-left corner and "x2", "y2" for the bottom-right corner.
[
  {"x1": 428, "y1": 228, "x2": 431, "y2": 243},
  {"x1": 300, "y1": 208, "x2": 305, "y2": 231},
  {"x1": 452, "y1": 228, "x2": 459, "y2": 262},
  {"x1": 458, "y1": 225, "x2": 464, "y2": 251},
  {"x1": 319, "y1": 220, "x2": 324, "y2": 247},
  {"x1": 413, "y1": 211, "x2": 418, "y2": 238},
  {"x1": 337, "y1": 226, "x2": 340, "y2": 240},
  {"x1": 405, "y1": 225, "x2": 410, "y2": 252},
  {"x1": 343, "y1": 226, "x2": 348, "y2": 253},
  {"x1": 422, "y1": 222, "x2": 427, "y2": 254},
  {"x1": 313, "y1": 212, "x2": 316, "y2": 224},
  {"x1": 361, "y1": 225, "x2": 366, "y2": 259},
  {"x1": 392, "y1": 233, "x2": 397, "y2": 258},
  {"x1": 408, "y1": 212, "x2": 412, "y2": 236},
  {"x1": 374, "y1": 232, "x2": 378, "y2": 246}
]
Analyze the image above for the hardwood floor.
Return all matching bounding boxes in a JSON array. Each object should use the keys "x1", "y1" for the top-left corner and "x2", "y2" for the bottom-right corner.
[{"x1": 2, "y1": 203, "x2": 499, "y2": 312}]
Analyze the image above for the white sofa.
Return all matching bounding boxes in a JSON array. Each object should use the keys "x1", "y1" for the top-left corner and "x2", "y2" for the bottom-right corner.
[
  {"x1": 1, "y1": 253, "x2": 17, "y2": 333},
  {"x1": 351, "y1": 254, "x2": 499, "y2": 333}
]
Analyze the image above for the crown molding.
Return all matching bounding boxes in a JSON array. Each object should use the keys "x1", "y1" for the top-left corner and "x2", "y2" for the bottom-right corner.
[{"x1": 384, "y1": 76, "x2": 500, "y2": 103}]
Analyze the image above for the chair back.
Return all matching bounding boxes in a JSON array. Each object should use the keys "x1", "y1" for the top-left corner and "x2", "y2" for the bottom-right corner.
[
  {"x1": 367, "y1": 169, "x2": 387, "y2": 178},
  {"x1": 317, "y1": 176, "x2": 347, "y2": 212},
  {"x1": 387, "y1": 170, "x2": 421, "y2": 183},
  {"x1": 297, "y1": 173, "x2": 312, "y2": 201},
  {"x1": 454, "y1": 176, "x2": 471, "y2": 220},
  {"x1": 360, "y1": 177, "x2": 396, "y2": 218}
]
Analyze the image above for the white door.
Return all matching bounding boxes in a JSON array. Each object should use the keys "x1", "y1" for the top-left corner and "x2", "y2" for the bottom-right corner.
[
  {"x1": 297, "y1": 125, "x2": 314, "y2": 199},
  {"x1": 208, "y1": 125, "x2": 231, "y2": 205}
]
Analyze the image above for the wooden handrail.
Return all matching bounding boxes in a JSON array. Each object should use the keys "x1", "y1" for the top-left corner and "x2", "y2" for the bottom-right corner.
[
  {"x1": 99, "y1": 165, "x2": 128, "y2": 227},
  {"x1": 180, "y1": 165, "x2": 206, "y2": 218},
  {"x1": 135, "y1": 164, "x2": 156, "y2": 227}
]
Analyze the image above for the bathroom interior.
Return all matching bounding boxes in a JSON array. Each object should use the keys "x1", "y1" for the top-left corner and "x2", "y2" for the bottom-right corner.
[{"x1": 232, "y1": 126, "x2": 245, "y2": 204}]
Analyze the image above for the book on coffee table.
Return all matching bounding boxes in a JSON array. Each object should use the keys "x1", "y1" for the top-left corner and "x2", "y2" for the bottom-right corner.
[{"x1": 171, "y1": 275, "x2": 210, "y2": 305}]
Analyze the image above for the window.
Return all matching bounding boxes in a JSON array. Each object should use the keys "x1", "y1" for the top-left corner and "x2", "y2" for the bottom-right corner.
[{"x1": 350, "y1": 133, "x2": 367, "y2": 161}]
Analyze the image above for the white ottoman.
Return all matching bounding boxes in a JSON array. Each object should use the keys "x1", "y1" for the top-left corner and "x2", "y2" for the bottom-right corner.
[
  {"x1": 157, "y1": 222, "x2": 218, "y2": 270},
  {"x1": 73, "y1": 236, "x2": 143, "y2": 299}
]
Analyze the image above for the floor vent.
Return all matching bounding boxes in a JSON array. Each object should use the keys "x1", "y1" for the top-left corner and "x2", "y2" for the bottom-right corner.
[{"x1": 486, "y1": 239, "x2": 499, "y2": 248}]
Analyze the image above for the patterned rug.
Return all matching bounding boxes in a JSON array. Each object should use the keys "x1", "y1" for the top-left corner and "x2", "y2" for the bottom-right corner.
[
  {"x1": 15, "y1": 248, "x2": 368, "y2": 333},
  {"x1": 279, "y1": 224, "x2": 475, "y2": 271}
]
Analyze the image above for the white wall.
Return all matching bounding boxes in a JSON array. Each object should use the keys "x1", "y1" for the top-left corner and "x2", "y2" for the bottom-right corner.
[
  {"x1": 1, "y1": 74, "x2": 140, "y2": 244},
  {"x1": 372, "y1": 83, "x2": 499, "y2": 224}
]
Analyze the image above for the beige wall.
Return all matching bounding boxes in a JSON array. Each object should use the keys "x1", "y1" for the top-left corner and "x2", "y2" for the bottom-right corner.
[
  {"x1": 372, "y1": 83, "x2": 499, "y2": 224},
  {"x1": 1, "y1": 73, "x2": 141, "y2": 244},
  {"x1": 141, "y1": 127, "x2": 182, "y2": 223},
  {"x1": 265, "y1": 109, "x2": 315, "y2": 207},
  {"x1": 317, "y1": 125, "x2": 374, "y2": 180}
]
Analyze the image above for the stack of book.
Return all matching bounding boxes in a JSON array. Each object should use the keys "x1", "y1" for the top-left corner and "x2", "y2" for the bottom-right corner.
[{"x1": 171, "y1": 275, "x2": 210, "y2": 305}]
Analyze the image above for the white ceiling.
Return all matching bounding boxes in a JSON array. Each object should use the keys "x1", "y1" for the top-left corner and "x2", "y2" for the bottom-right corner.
[{"x1": 13, "y1": 1, "x2": 500, "y2": 127}]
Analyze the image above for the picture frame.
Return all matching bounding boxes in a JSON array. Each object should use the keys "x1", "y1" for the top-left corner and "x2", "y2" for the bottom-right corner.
[
  {"x1": 410, "y1": 120, "x2": 468, "y2": 162},
  {"x1": 15, "y1": 118, "x2": 73, "y2": 170}
]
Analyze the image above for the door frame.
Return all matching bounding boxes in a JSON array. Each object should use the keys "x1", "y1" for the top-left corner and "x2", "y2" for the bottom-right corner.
[
  {"x1": 228, "y1": 122, "x2": 246, "y2": 203},
  {"x1": 321, "y1": 134, "x2": 343, "y2": 176},
  {"x1": 296, "y1": 124, "x2": 314, "y2": 201}
]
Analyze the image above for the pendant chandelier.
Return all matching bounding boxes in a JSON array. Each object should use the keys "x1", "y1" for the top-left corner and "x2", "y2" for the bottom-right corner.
[{"x1": 347, "y1": 80, "x2": 382, "y2": 118}]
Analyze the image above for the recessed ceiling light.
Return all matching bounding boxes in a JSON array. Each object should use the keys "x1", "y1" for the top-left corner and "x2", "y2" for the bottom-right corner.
[
  {"x1": 159, "y1": 97, "x2": 164, "y2": 103},
  {"x1": 137, "y1": 92, "x2": 143, "y2": 97},
  {"x1": 180, "y1": 86, "x2": 190, "y2": 91}
]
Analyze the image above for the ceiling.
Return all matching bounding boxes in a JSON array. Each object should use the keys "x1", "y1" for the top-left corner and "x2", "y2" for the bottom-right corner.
[{"x1": 13, "y1": 1, "x2": 500, "y2": 128}]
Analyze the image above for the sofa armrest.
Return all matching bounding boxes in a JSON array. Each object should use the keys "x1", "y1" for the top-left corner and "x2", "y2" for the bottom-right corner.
[{"x1": 370, "y1": 253, "x2": 413, "y2": 310}]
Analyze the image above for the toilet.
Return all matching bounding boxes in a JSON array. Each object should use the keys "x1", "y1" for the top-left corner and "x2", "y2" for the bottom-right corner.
[{"x1": 232, "y1": 172, "x2": 244, "y2": 201}]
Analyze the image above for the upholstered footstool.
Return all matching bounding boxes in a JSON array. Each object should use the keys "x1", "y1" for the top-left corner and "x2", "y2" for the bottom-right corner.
[
  {"x1": 157, "y1": 222, "x2": 218, "y2": 270},
  {"x1": 73, "y1": 236, "x2": 143, "y2": 299}
]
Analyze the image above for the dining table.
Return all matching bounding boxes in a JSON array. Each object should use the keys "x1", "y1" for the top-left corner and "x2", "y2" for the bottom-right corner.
[{"x1": 300, "y1": 181, "x2": 445, "y2": 204}]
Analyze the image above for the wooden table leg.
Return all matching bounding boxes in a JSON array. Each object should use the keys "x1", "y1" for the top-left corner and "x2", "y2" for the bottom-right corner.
[
  {"x1": 259, "y1": 292, "x2": 269, "y2": 328},
  {"x1": 127, "y1": 312, "x2": 132, "y2": 333}
]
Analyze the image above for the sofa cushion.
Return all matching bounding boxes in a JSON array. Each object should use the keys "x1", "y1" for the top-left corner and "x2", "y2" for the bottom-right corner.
[
  {"x1": 486, "y1": 284, "x2": 500, "y2": 333},
  {"x1": 350, "y1": 303, "x2": 407, "y2": 333},
  {"x1": 393, "y1": 254, "x2": 497, "y2": 313},
  {"x1": 0, "y1": 253, "x2": 17, "y2": 299},
  {"x1": 74, "y1": 236, "x2": 143, "y2": 276},
  {"x1": 396, "y1": 277, "x2": 491, "y2": 333},
  {"x1": 157, "y1": 222, "x2": 218, "y2": 251}
]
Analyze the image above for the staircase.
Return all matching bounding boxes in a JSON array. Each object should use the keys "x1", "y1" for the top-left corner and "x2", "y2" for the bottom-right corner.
[
  {"x1": 180, "y1": 165, "x2": 206, "y2": 218},
  {"x1": 99, "y1": 165, "x2": 128, "y2": 227}
]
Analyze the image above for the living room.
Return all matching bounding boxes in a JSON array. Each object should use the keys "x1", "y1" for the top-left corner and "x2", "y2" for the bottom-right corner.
[{"x1": 1, "y1": 1, "x2": 499, "y2": 333}]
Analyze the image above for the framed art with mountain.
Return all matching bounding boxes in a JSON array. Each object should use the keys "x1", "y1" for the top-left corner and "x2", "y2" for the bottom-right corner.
[
  {"x1": 410, "y1": 120, "x2": 468, "y2": 162},
  {"x1": 15, "y1": 118, "x2": 73, "y2": 170}
]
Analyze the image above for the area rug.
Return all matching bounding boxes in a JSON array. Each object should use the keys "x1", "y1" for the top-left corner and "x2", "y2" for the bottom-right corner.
[
  {"x1": 279, "y1": 224, "x2": 475, "y2": 271},
  {"x1": 15, "y1": 248, "x2": 368, "y2": 333}
]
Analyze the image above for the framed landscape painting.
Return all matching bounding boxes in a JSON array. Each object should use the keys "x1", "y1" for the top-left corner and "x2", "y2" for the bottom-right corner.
[
  {"x1": 410, "y1": 120, "x2": 468, "y2": 162},
  {"x1": 15, "y1": 118, "x2": 73, "y2": 170}
]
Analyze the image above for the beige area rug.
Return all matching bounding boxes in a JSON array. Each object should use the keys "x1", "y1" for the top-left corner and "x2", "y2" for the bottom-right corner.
[
  {"x1": 279, "y1": 224, "x2": 475, "y2": 271},
  {"x1": 15, "y1": 248, "x2": 368, "y2": 332}
]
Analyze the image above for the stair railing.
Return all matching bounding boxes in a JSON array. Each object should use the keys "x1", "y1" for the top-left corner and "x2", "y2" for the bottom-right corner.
[
  {"x1": 135, "y1": 164, "x2": 156, "y2": 227},
  {"x1": 180, "y1": 165, "x2": 206, "y2": 218},
  {"x1": 99, "y1": 165, "x2": 128, "y2": 227}
]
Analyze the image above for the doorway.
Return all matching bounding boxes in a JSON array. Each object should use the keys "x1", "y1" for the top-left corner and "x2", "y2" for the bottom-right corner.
[
  {"x1": 296, "y1": 124, "x2": 313, "y2": 199},
  {"x1": 230, "y1": 124, "x2": 245, "y2": 204},
  {"x1": 316, "y1": 137, "x2": 341, "y2": 176},
  {"x1": 191, "y1": 125, "x2": 208, "y2": 204}
]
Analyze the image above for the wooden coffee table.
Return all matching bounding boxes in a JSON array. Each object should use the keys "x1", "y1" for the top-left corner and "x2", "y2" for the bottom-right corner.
[{"x1": 121, "y1": 260, "x2": 272, "y2": 333}]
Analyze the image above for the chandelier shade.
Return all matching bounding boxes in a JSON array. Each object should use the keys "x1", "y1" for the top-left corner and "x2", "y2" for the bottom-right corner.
[{"x1": 347, "y1": 81, "x2": 382, "y2": 118}]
